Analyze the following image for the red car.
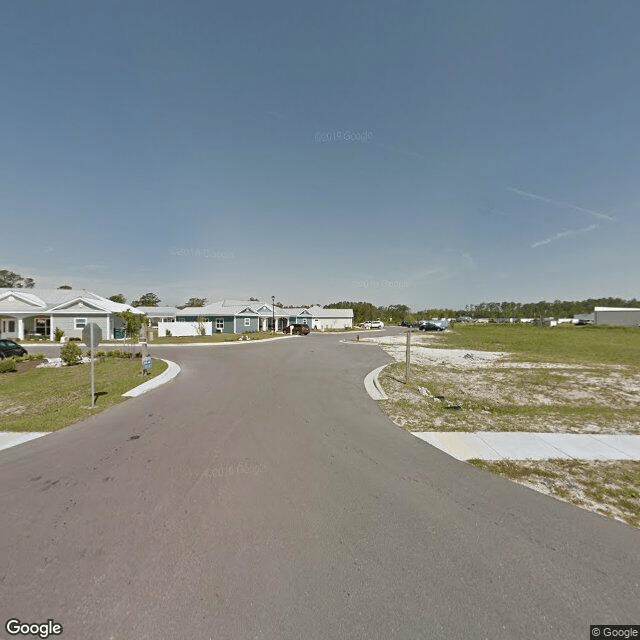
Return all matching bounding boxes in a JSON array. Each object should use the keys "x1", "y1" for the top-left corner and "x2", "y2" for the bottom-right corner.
[{"x1": 284, "y1": 324, "x2": 310, "y2": 335}]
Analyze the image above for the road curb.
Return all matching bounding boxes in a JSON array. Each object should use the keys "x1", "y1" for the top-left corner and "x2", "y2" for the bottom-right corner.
[
  {"x1": 0, "y1": 432, "x2": 49, "y2": 453},
  {"x1": 364, "y1": 365, "x2": 389, "y2": 400},
  {"x1": 122, "y1": 359, "x2": 180, "y2": 398},
  {"x1": 147, "y1": 335, "x2": 295, "y2": 346}
]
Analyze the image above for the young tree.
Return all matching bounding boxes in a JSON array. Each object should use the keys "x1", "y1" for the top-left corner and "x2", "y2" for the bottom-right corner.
[
  {"x1": 117, "y1": 310, "x2": 147, "y2": 356},
  {"x1": 109, "y1": 294, "x2": 126, "y2": 304}
]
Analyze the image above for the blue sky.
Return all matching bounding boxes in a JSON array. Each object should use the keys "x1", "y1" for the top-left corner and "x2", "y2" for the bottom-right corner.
[{"x1": 2, "y1": 0, "x2": 639, "y2": 309}]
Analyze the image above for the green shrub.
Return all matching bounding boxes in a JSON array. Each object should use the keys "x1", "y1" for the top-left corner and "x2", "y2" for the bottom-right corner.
[
  {"x1": 54, "y1": 327, "x2": 64, "y2": 342},
  {"x1": 0, "y1": 358, "x2": 17, "y2": 373},
  {"x1": 14, "y1": 353, "x2": 44, "y2": 363},
  {"x1": 60, "y1": 341, "x2": 82, "y2": 365}
]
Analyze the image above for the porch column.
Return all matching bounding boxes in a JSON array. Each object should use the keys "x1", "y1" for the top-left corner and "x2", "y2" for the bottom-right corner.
[
  {"x1": 49, "y1": 315, "x2": 54, "y2": 341},
  {"x1": 17, "y1": 317, "x2": 24, "y2": 340},
  {"x1": 106, "y1": 315, "x2": 111, "y2": 339}
]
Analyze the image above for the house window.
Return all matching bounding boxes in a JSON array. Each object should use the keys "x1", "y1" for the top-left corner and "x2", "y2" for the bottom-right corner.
[
  {"x1": 216, "y1": 318, "x2": 224, "y2": 330},
  {"x1": 75, "y1": 318, "x2": 87, "y2": 329},
  {"x1": 8, "y1": 320, "x2": 15, "y2": 332},
  {"x1": 244, "y1": 318, "x2": 251, "y2": 327}
]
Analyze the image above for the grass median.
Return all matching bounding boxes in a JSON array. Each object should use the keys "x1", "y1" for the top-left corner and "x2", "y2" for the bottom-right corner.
[{"x1": 0, "y1": 357, "x2": 168, "y2": 433}]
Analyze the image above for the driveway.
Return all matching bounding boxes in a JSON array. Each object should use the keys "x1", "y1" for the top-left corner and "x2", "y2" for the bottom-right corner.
[{"x1": 0, "y1": 331, "x2": 638, "y2": 639}]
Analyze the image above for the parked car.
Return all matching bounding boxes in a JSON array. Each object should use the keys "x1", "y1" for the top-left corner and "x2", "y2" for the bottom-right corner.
[
  {"x1": 419, "y1": 321, "x2": 445, "y2": 331},
  {"x1": 369, "y1": 320, "x2": 384, "y2": 329},
  {"x1": 0, "y1": 339, "x2": 28, "y2": 359},
  {"x1": 284, "y1": 323, "x2": 310, "y2": 335}
]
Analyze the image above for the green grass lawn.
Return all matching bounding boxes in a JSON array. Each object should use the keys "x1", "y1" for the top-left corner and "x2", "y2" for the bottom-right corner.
[
  {"x1": 0, "y1": 358, "x2": 168, "y2": 433},
  {"x1": 441, "y1": 323, "x2": 640, "y2": 368}
]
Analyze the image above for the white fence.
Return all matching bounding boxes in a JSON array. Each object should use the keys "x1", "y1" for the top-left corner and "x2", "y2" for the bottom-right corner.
[{"x1": 157, "y1": 321, "x2": 212, "y2": 337}]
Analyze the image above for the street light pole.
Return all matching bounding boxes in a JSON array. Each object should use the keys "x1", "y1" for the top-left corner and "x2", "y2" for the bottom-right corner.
[{"x1": 272, "y1": 295, "x2": 275, "y2": 333}]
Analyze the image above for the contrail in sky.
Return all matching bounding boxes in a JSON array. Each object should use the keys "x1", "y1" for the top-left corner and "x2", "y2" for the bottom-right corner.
[
  {"x1": 531, "y1": 224, "x2": 599, "y2": 248},
  {"x1": 507, "y1": 187, "x2": 615, "y2": 221}
]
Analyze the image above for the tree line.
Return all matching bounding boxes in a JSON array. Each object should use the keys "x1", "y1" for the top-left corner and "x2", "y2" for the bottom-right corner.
[{"x1": 324, "y1": 298, "x2": 640, "y2": 324}]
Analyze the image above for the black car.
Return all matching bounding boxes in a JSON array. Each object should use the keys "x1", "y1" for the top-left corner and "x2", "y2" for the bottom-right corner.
[
  {"x1": 419, "y1": 321, "x2": 445, "y2": 331},
  {"x1": 0, "y1": 339, "x2": 28, "y2": 359}
]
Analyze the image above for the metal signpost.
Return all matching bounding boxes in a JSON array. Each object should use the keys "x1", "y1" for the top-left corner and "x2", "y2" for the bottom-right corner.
[
  {"x1": 82, "y1": 323, "x2": 102, "y2": 408},
  {"x1": 142, "y1": 355, "x2": 152, "y2": 376}
]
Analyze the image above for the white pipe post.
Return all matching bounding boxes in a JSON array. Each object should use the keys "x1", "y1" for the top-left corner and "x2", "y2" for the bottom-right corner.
[{"x1": 90, "y1": 323, "x2": 95, "y2": 407}]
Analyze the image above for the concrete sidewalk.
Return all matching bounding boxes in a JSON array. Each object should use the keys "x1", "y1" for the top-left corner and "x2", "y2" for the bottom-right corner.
[
  {"x1": 0, "y1": 432, "x2": 49, "y2": 452},
  {"x1": 412, "y1": 431, "x2": 640, "y2": 461}
]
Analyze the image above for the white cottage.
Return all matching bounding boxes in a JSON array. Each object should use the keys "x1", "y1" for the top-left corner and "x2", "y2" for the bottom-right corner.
[{"x1": 0, "y1": 289, "x2": 142, "y2": 340}]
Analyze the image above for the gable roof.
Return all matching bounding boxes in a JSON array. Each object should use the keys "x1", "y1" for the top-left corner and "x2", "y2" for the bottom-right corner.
[
  {"x1": 0, "y1": 289, "x2": 140, "y2": 314},
  {"x1": 0, "y1": 290, "x2": 47, "y2": 308},
  {"x1": 134, "y1": 306, "x2": 180, "y2": 315},
  {"x1": 307, "y1": 305, "x2": 354, "y2": 318}
]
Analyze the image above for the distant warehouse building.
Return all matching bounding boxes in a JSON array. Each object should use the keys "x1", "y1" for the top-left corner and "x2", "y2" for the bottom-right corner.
[
  {"x1": 594, "y1": 307, "x2": 640, "y2": 327},
  {"x1": 308, "y1": 306, "x2": 354, "y2": 330}
]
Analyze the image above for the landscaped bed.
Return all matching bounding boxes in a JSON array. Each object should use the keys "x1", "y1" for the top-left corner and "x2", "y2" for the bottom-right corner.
[
  {"x1": 104, "y1": 332, "x2": 292, "y2": 345},
  {"x1": 0, "y1": 357, "x2": 167, "y2": 433}
]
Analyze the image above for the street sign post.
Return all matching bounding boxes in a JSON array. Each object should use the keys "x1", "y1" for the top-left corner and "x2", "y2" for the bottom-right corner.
[
  {"x1": 82, "y1": 323, "x2": 102, "y2": 407},
  {"x1": 142, "y1": 355, "x2": 152, "y2": 375}
]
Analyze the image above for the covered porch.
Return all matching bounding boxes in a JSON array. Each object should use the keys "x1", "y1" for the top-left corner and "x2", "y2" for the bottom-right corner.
[
  {"x1": 258, "y1": 313, "x2": 290, "y2": 332},
  {"x1": 0, "y1": 314, "x2": 52, "y2": 340}
]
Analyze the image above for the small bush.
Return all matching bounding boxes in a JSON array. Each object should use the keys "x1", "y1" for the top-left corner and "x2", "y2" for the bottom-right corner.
[
  {"x1": 54, "y1": 327, "x2": 64, "y2": 342},
  {"x1": 14, "y1": 353, "x2": 45, "y2": 363},
  {"x1": 96, "y1": 350, "x2": 107, "y2": 357},
  {"x1": 0, "y1": 358, "x2": 17, "y2": 373},
  {"x1": 106, "y1": 349, "x2": 135, "y2": 358},
  {"x1": 165, "y1": 329, "x2": 172, "y2": 337},
  {"x1": 60, "y1": 341, "x2": 82, "y2": 365}
]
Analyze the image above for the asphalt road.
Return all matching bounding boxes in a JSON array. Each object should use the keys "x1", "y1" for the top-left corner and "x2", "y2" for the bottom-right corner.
[{"x1": 1, "y1": 331, "x2": 638, "y2": 640}]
